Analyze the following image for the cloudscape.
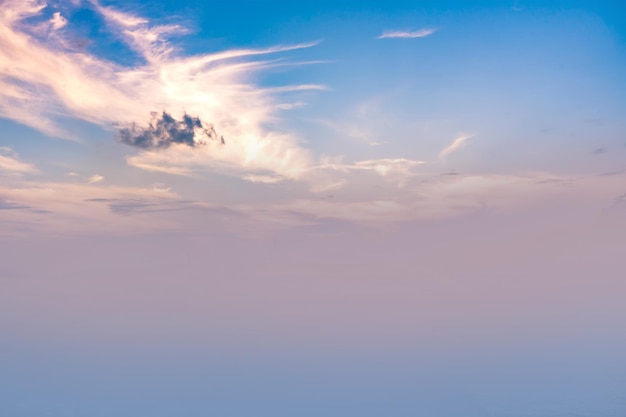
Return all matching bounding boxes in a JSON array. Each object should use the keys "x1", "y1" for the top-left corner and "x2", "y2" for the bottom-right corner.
[{"x1": 1, "y1": 1, "x2": 626, "y2": 416}]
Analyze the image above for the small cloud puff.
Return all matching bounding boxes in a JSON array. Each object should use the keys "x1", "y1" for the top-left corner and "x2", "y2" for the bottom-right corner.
[{"x1": 50, "y1": 12, "x2": 67, "y2": 31}]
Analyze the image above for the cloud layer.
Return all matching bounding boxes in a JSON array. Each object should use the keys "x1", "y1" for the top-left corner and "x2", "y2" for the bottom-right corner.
[{"x1": 2, "y1": 167, "x2": 624, "y2": 237}]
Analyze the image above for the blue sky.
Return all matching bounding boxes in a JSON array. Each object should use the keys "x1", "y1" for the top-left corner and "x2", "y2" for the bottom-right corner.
[
  {"x1": 2, "y1": 0, "x2": 625, "y2": 193},
  {"x1": 1, "y1": 1, "x2": 626, "y2": 416}
]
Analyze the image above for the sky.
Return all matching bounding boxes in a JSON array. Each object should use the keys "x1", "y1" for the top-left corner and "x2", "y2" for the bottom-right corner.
[{"x1": 1, "y1": 0, "x2": 626, "y2": 416}]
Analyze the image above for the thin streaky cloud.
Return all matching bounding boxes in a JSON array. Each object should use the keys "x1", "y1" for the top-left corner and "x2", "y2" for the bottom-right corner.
[
  {"x1": 439, "y1": 135, "x2": 475, "y2": 160},
  {"x1": 87, "y1": 174, "x2": 104, "y2": 184},
  {"x1": 0, "y1": 148, "x2": 36, "y2": 174},
  {"x1": 378, "y1": 28, "x2": 438, "y2": 39}
]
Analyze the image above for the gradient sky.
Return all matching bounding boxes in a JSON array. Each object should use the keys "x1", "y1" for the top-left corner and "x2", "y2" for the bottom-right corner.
[{"x1": 1, "y1": 1, "x2": 626, "y2": 416}]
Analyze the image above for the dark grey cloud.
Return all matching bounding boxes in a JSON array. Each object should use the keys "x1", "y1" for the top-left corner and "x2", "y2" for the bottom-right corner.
[
  {"x1": 0, "y1": 199, "x2": 50, "y2": 215},
  {"x1": 592, "y1": 147, "x2": 607, "y2": 155},
  {"x1": 614, "y1": 193, "x2": 626, "y2": 205},
  {"x1": 84, "y1": 198, "x2": 176, "y2": 215},
  {"x1": 0, "y1": 199, "x2": 30, "y2": 211},
  {"x1": 118, "y1": 111, "x2": 225, "y2": 149},
  {"x1": 598, "y1": 168, "x2": 626, "y2": 177},
  {"x1": 84, "y1": 198, "x2": 243, "y2": 219}
]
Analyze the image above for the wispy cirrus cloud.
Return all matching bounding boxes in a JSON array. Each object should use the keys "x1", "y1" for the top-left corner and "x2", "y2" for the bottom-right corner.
[
  {"x1": 439, "y1": 134, "x2": 475, "y2": 160},
  {"x1": 4, "y1": 1, "x2": 618, "y2": 239},
  {"x1": 87, "y1": 174, "x2": 104, "y2": 184},
  {"x1": 0, "y1": 180, "x2": 183, "y2": 235},
  {"x1": 0, "y1": 1, "x2": 448, "y2": 195},
  {"x1": 315, "y1": 158, "x2": 425, "y2": 188},
  {"x1": 378, "y1": 28, "x2": 438, "y2": 39},
  {"x1": 0, "y1": 0, "x2": 321, "y2": 180},
  {"x1": 0, "y1": 148, "x2": 36, "y2": 174}
]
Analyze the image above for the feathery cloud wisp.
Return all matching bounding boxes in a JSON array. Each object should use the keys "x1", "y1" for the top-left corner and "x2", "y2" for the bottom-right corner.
[
  {"x1": 87, "y1": 174, "x2": 104, "y2": 184},
  {"x1": 378, "y1": 28, "x2": 438, "y2": 39},
  {"x1": 0, "y1": 0, "x2": 320, "y2": 180},
  {"x1": 439, "y1": 135, "x2": 474, "y2": 160},
  {"x1": 0, "y1": 148, "x2": 36, "y2": 174},
  {"x1": 1, "y1": 1, "x2": 435, "y2": 193}
]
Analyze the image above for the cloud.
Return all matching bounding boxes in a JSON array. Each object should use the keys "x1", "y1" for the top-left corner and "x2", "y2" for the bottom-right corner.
[
  {"x1": 2, "y1": 169, "x2": 626, "y2": 236},
  {"x1": 439, "y1": 134, "x2": 474, "y2": 160},
  {"x1": 50, "y1": 11, "x2": 67, "y2": 31},
  {"x1": 119, "y1": 111, "x2": 224, "y2": 149},
  {"x1": 125, "y1": 129, "x2": 313, "y2": 180},
  {"x1": 614, "y1": 193, "x2": 626, "y2": 205},
  {"x1": 87, "y1": 174, "x2": 104, "y2": 184},
  {"x1": 351, "y1": 158, "x2": 424, "y2": 177},
  {"x1": 0, "y1": 0, "x2": 321, "y2": 178},
  {"x1": 592, "y1": 147, "x2": 607, "y2": 155},
  {"x1": 378, "y1": 28, "x2": 438, "y2": 39},
  {"x1": 0, "y1": 148, "x2": 36, "y2": 174},
  {"x1": 1, "y1": 1, "x2": 440, "y2": 195},
  {"x1": 311, "y1": 157, "x2": 425, "y2": 190},
  {"x1": 242, "y1": 174, "x2": 284, "y2": 184},
  {"x1": 317, "y1": 158, "x2": 424, "y2": 174},
  {"x1": 314, "y1": 97, "x2": 393, "y2": 147},
  {"x1": 249, "y1": 171, "x2": 626, "y2": 225},
  {"x1": 0, "y1": 198, "x2": 30, "y2": 211},
  {"x1": 0, "y1": 180, "x2": 184, "y2": 235}
]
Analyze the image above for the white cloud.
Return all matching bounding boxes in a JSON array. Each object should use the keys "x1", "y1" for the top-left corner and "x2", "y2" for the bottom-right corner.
[
  {"x1": 0, "y1": 180, "x2": 184, "y2": 235},
  {"x1": 378, "y1": 28, "x2": 438, "y2": 39},
  {"x1": 352, "y1": 158, "x2": 424, "y2": 177},
  {"x1": 316, "y1": 157, "x2": 406, "y2": 173},
  {"x1": 0, "y1": 147, "x2": 36, "y2": 174},
  {"x1": 50, "y1": 12, "x2": 67, "y2": 31},
  {"x1": 439, "y1": 134, "x2": 474, "y2": 160},
  {"x1": 0, "y1": 1, "x2": 444, "y2": 196},
  {"x1": 263, "y1": 171, "x2": 620, "y2": 225},
  {"x1": 0, "y1": 0, "x2": 321, "y2": 179},
  {"x1": 242, "y1": 174, "x2": 284, "y2": 184},
  {"x1": 87, "y1": 174, "x2": 104, "y2": 184}
]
